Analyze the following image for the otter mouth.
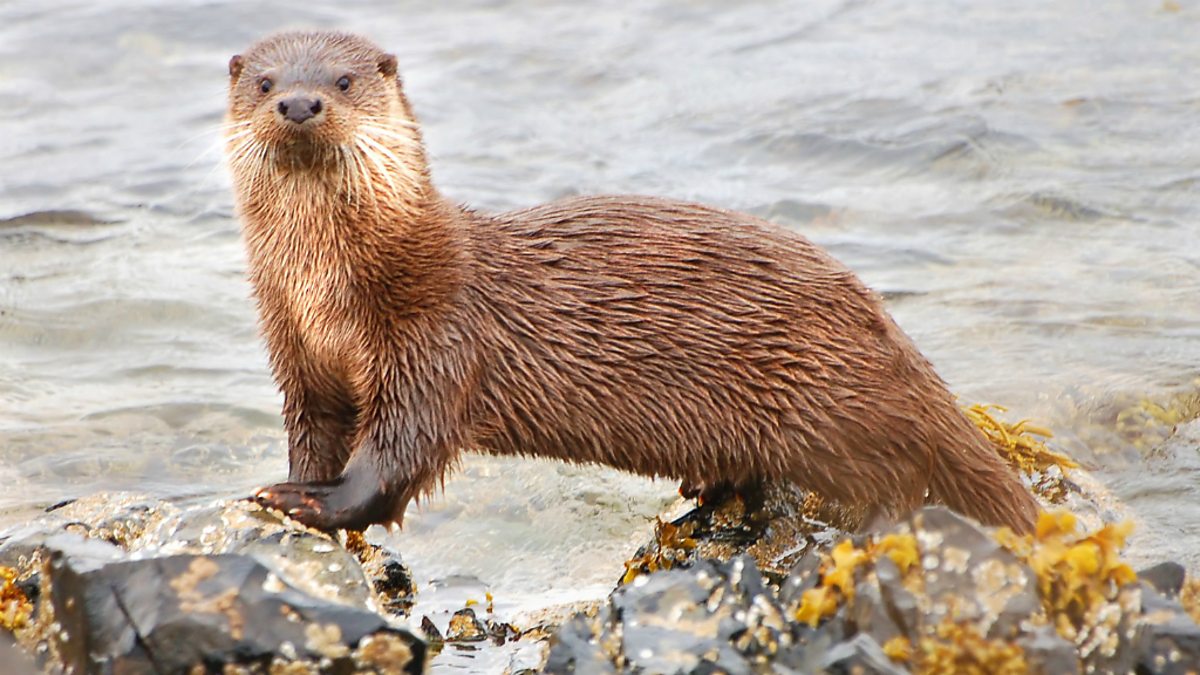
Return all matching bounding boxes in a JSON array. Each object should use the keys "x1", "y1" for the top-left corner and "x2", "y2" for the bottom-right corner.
[{"x1": 271, "y1": 135, "x2": 335, "y2": 167}]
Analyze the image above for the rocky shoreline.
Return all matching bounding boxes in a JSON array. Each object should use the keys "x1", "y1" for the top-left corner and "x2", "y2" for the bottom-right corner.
[
  {"x1": 1, "y1": 417, "x2": 1197, "y2": 673},
  {"x1": 1, "y1": 484, "x2": 1197, "y2": 673}
]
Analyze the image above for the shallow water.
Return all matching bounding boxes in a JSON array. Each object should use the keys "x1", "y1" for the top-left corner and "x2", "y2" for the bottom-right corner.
[{"x1": 2, "y1": 0, "x2": 1199, "y2": 653}]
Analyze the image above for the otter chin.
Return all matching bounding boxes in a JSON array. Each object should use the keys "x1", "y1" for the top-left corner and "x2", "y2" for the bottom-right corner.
[{"x1": 224, "y1": 30, "x2": 1039, "y2": 535}]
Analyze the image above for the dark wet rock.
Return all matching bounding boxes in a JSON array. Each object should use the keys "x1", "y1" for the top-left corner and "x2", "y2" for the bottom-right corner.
[
  {"x1": 0, "y1": 495, "x2": 428, "y2": 672},
  {"x1": 373, "y1": 556, "x2": 418, "y2": 613},
  {"x1": 148, "y1": 499, "x2": 377, "y2": 610},
  {"x1": 1133, "y1": 610, "x2": 1200, "y2": 674},
  {"x1": 347, "y1": 534, "x2": 417, "y2": 616},
  {"x1": 817, "y1": 634, "x2": 909, "y2": 674},
  {"x1": 544, "y1": 610, "x2": 618, "y2": 674},
  {"x1": 420, "y1": 614, "x2": 445, "y2": 652},
  {"x1": 486, "y1": 618, "x2": 520, "y2": 645},
  {"x1": 552, "y1": 506, "x2": 1200, "y2": 674},
  {"x1": 0, "y1": 493, "x2": 174, "y2": 571},
  {"x1": 43, "y1": 537, "x2": 424, "y2": 673},
  {"x1": 1139, "y1": 561, "x2": 1188, "y2": 598},
  {"x1": 622, "y1": 482, "x2": 853, "y2": 586},
  {"x1": 1017, "y1": 626, "x2": 1081, "y2": 675},
  {"x1": 548, "y1": 556, "x2": 790, "y2": 674},
  {"x1": 446, "y1": 607, "x2": 488, "y2": 642},
  {"x1": 0, "y1": 630, "x2": 38, "y2": 675}
]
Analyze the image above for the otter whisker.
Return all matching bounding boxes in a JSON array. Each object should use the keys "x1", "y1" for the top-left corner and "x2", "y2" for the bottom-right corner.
[
  {"x1": 347, "y1": 141, "x2": 378, "y2": 208},
  {"x1": 360, "y1": 116, "x2": 420, "y2": 131},
  {"x1": 355, "y1": 137, "x2": 401, "y2": 203},
  {"x1": 338, "y1": 145, "x2": 362, "y2": 209},
  {"x1": 356, "y1": 134, "x2": 410, "y2": 179},
  {"x1": 353, "y1": 147, "x2": 378, "y2": 208},
  {"x1": 357, "y1": 124, "x2": 423, "y2": 152},
  {"x1": 336, "y1": 146, "x2": 352, "y2": 206}
]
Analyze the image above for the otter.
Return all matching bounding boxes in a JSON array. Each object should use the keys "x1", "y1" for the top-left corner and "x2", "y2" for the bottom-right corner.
[{"x1": 224, "y1": 31, "x2": 1039, "y2": 535}]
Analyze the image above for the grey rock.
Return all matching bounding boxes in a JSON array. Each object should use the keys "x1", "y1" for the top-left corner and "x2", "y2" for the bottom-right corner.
[
  {"x1": 144, "y1": 499, "x2": 376, "y2": 610},
  {"x1": 820, "y1": 634, "x2": 910, "y2": 675},
  {"x1": 545, "y1": 610, "x2": 619, "y2": 674},
  {"x1": 547, "y1": 557, "x2": 788, "y2": 674},
  {"x1": 903, "y1": 508, "x2": 1038, "y2": 640},
  {"x1": 45, "y1": 541, "x2": 425, "y2": 673},
  {"x1": 1017, "y1": 625, "x2": 1081, "y2": 674},
  {"x1": 1129, "y1": 585, "x2": 1200, "y2": 675},
  {"x1": 1138, "y1": 561, "x2": 1187, "y2": 599}
]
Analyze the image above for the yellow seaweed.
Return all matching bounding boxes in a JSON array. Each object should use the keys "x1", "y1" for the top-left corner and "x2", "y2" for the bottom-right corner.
[
  {"x1": 965, "y1": 403, "x2": 1078, "y2": 477},
  {"x1": 0, "y1": 566, "x2": 31, "y2": 633}
]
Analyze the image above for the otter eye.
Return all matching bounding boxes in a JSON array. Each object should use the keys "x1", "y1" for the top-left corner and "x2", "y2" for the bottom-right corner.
[
  {"x1": 259, "y1": 78, "x2": 273, "y2": 94},
  {"x1": 337, "y1": 75, "x2": 352, "y2": 92}
]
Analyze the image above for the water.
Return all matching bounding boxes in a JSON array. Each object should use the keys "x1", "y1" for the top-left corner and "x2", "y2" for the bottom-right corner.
[{"x1": 2, "y1": 0, "x2": 1198, "y2": 641}]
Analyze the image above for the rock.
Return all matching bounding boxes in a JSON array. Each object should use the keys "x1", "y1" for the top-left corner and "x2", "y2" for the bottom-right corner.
[
  {"x1": 420, "y1": 614, "x2": 445, "y2": 652},
  {"x1": 1126, "y1": 582, "x2": 1200, "y2": 674},
  {"x1": 145, "y1": 499, "x2": 378, "y2": 610},
  {"x1": 1134, "y1": 611, "x2": 1200, "y2": 674},
  {"x1": 0, "y1": 630, "x2": 38, "y2": 675},
  {"x1": 903, "y1": 507, "x2": 1039, "y2": 639},
  {"x1": 446, "y1": 607, "x2": 487, "y2": 643},
  {"x1": 547, "y1": 556, "x2": 790, "y2": 674},
  {"x1": 0, "y1": 493, "x2": 172, "y2": 572},
  {"x1": 371, "y1": 554, "x2": 418, "y2": 615},
  {"x1": 43, "y1": 537, "x2": 425, "y2": 673},
  {"x1": 550, "y1": 506, "x2": 1200, "y2": 673},
  {"x1": 544, "y1": 610, "x2": 618, "y2": 674},
  {"x1": 1138, "y1": 561, "x2": 1188, "y2": 599},
  {"x1": 622, "y1": 483, "x2": 853, "y2": 585},
  {"x1": 1017, "y1": 625, "x2": 1081, "y2": 674},
  {"x1": 818, "y1": 634, "x2": 910, "y2": 675}
]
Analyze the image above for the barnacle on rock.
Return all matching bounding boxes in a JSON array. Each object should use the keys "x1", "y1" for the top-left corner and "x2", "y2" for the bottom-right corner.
[{"x1": 916, "y1": 617, "x2": 1027, "y2": 675}]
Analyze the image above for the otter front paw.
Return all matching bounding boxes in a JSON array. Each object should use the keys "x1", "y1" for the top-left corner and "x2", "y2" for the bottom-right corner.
[{"x1": 255, "y1": 476, "x2": 392, "y2": 532}]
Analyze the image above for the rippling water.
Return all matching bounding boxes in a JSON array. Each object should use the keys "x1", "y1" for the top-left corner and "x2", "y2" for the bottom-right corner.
[{"x1": 2, "y1": 0, "x2": 1198, "y2": 638}]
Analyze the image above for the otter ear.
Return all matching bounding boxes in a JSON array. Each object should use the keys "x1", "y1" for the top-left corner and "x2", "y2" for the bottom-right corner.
[
  {"x1": 229, "y1": 54, "x2": 244, "y2": 81},
  {"x1": 377, "y1": 54, "x2": 398, "y2": 78}
]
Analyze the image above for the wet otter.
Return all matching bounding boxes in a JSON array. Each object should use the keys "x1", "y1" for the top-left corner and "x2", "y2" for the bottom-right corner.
[{"x1": 224, "y1": 31, "x2": 1039, "y2": 534}]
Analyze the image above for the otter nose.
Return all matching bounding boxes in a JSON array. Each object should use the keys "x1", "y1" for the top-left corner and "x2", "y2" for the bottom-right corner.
[{"x1": 277, "y1": 96, "x2": 323, "y2": 125}]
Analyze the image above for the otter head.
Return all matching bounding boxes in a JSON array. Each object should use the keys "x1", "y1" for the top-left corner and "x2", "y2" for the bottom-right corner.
[{"x1": 225, "y1": 31, "x2": 428, "y2": 212}]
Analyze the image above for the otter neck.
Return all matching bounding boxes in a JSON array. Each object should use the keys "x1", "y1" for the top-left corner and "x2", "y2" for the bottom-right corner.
[{"x1": 237, "y1": 158, "x2": 466, "y2": 317}]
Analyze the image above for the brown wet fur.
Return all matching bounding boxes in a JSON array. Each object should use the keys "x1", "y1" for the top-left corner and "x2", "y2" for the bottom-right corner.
[{"x1": 224, "y1": 31, "x2": 1039, "y2": 534}]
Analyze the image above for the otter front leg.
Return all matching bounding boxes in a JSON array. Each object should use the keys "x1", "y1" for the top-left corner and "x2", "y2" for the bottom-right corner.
[
  {"x1": 281, "y1": 383, "x2": 356, "y2": 483},
  {"x1": 255, "y1": 456, "x2": 394, "y2": 531},
  {"x1": 257, "y1": 381, "x2": 458, "y2": 531}
]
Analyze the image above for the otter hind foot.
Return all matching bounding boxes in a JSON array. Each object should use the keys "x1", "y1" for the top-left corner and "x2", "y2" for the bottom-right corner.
[{"x1": 255, "y1": 476, "x2": 392, "y2": 532}]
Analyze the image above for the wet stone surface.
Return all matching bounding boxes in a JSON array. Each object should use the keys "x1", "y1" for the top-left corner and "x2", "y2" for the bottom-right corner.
[
  {"x1": 3, "y1": 491, "x2": 1199, "y2": 673},
  {"x1": 446, "y1": 607, "x2": 488, "y2": 643},
  {"x1": 549, "y1": 507, "x2": 1200, "y2": 674},
  {"x1": 0, "y1": 494, "x2": 426, "y2": 673},
  {"x1": 46, "y1": 541, "x2": 424, "y2": 673},
  {"x1": 548, "y1": 556, "x2": 790, "y2": 674}
]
